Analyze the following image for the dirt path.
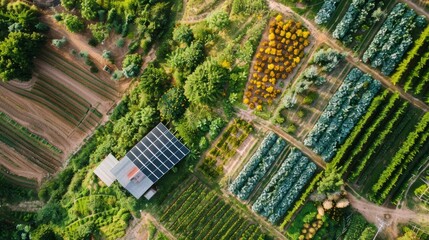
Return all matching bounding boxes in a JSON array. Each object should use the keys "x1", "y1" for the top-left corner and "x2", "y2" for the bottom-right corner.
[
  {"x1": 347, "y1": 192, "x2": 429, "y2": 238},
  {"x1": 269, "y1": 0, "x2": 429, "y2": 113},
  {"x1": 121, "y1": 212, "x2": 176, "y2": 240},
  {"x1": 401, "y1": 0, "x2": 429, "y2": 19},
  {"x1": 4, "y1": 201, "x2": 44, "y2": 212},
  {"x1": 237, "y1": 109, "x2": 327, "y2": 169}
]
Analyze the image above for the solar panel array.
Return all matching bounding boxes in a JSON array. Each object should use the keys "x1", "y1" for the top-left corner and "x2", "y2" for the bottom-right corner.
[{"x1": 126, "y1": 123, "x2": 190, "y2": 182}]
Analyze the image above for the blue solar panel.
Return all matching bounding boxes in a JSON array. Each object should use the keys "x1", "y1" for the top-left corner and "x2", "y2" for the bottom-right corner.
[{"x1": 127, "y1": 123, "x2": 189, "y2": 183}]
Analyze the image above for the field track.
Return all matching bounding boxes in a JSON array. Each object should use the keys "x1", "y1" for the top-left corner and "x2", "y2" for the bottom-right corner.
[{"x1": 0, "y1": 45, "x2": 128, "y2": 184}]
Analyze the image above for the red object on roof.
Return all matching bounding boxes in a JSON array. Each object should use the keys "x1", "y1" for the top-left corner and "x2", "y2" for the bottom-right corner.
[{"x1": 127, "y1": 166, "x2": 139, "y2": 179}]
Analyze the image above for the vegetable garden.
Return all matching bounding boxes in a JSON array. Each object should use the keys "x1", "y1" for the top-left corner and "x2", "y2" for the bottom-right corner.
[
  {"x1": 252, "y1": 149, "x2": 317, "y2": 224},
  {"x1": 329, "y1": 87, "x2": 429, "y2": 204},
  {"x1": 160, "y1": 179, "x2": 268, "y2": 239},
  {"x1": 391, "y1": 25, "x2": 429, "y2": 103},
  {"x1": 303, "y1": 67, "x2": 381, "y2": 162},
  {"x1": 229, "y1": 132, "x2": 287, "y2": 201},
  {"x1": 275, "y1": 47, "x2": 347, "y2": 138},
  {"x1": 244, "y1": 15, "x2": 311, "y2": 110},
  {"x1": 362, "y1": 3, "x2": 427, "y2": 75},
  {"x1": 199, "y1": 119, "x2": 254, "y2": 179}
]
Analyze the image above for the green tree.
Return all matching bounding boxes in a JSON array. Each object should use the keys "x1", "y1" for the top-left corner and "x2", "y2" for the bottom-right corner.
[
  {"x1": 80, "y1": 0, "x2": 99, "y2": 20},
  {"x1": 36, "y1": 203, "x2": 66, "y2": 225},
  {"x1": 317, "y1": 165, "x2": 344, "y2": 194},
  {"x1": 31, "y1": 224, "x2": 63, "y2": 240},
  {"x1": 157, "y1": 87, "x2": 189, "y2": 121},
  {"x1": 207, "y1": 11, "x2": 230, "y2": 31},
  {"x1": 184, "y1": 59, "x2": 227, "y2": 105},
  {"x1": 0, "y1": 32, "x2": 44, "y2": 81},
  {"x1": 102, "y1": 50, "x2": 113, "y2": 62},
  {"x1": 88, "y1": 23, "x2": 108, "y2": 43},
  {"x1": 51, "y1": 37, "x2": 67, "y2": 48},
  {"x1": 169, "y1": 41, "x2": 205, "y2": 73},
  {"x1": 173, "y1": 24, "x2": 194, "y2": 45},
  {"x1": 139, "y1": 64, "x2": 170, "y2": 99},
  {"x1": 122, "y1": 53, "x2": 143, "y2": 78},
  {"x1": 112, "y1": 106, "x2": 158, "y2": 156},
  {"x1": 62, "y1": 14, "x2": 85, "y2": 33},
  {"x1": 60, "y1": 0, "x2": 77, "y2": 10}
]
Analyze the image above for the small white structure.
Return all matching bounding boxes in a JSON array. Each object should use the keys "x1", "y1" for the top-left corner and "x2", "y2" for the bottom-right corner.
[
  {"x1": 143, "y1": 188, "x2": 157, "y2": 200},
  {"x1": 94, "y1": 153, "x2": 119, "y2": 186}
]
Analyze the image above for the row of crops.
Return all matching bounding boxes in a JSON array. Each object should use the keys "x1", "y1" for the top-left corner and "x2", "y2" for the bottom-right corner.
[
  {"x1": 362, "y1": 3, "x2": 426, "y2": 75},
  {"x1": 0, "y1": 113, "x2": 62, "y2": 173},
  {"x1": 331, "y1": 0, "x2": 390, "y2": 51},
  {"x1": 228, "y1": 131, "x2": 321, "y2": 225},
  {"x1": 303, "y1": 67, "x2": 381, "y2": 162},
  {"x1": 252, "y1": 149, "x2": 317, "y2": 224},
  {"x1": 229, "y1": 132, "x2": 287, "y2": 200},
  {"x1": 200, "y1": 119, "x2": 253, "y2": 179},
  {"x1": 160, "y1": 180, "x2": 268, "y2": 240},
  {"x1": 391, "y1": 25, "x2": 429, "y2": 103},
  {"x1": 329, "y1": 86, "x2": 429, "y2": 203}
]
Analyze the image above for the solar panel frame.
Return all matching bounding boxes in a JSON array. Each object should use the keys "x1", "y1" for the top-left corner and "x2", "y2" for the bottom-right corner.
[{"x1": 127, "y1": 123, "x2": 189, "y2": 183}]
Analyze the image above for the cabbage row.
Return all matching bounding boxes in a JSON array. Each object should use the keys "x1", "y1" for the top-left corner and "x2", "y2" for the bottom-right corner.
[
  {"x1": 229, "y1": 132, "x2": 287, "y2": 200},
  {"x1": 304, "y1": 68, "x2": 381, "y2": 162},
  {"x1": 362, "y1": 3, "x2": 427, "y2": 75},
  {"x1": 252, "y1": 149, "x2": 317, "y2": 224},
  {"x1": 315, "y1": 0, "x2": 340, "y2": 25},
  {"x1": 332, "y1": 0, "x2": 377, "y2": 40}
]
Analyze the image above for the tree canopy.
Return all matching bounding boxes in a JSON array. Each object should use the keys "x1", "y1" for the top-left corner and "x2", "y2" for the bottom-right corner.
[
  {"x1": 184, "y1": 59, "x2": 228, "y2": 105},
  {"x1": 173, "y1": 24, "x2": 194, "y2": 45},
  {"x1": 122, "y1": 53, "x2": 143, "y2": 78},
  {"x1": 0, "y1": 32, "x2": 44, "y2": 81},
  {"x1": 139, "y1": 64, "x2": 171, "y2": 99},
  {"x1": 0, "y1": 1, "x2": 46, "y2": 82},
  {"x1": 317, "y1": 165, "x2": 344, "y2": 194},
  {"x1": 157, "y1": 87, "x2": 189, "y2": 121}
]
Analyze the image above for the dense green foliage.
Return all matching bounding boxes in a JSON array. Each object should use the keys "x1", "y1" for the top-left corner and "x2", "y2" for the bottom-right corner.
[
  {"x1": 122, "y1": 53, "x2": 143, "y2": 78},
  {"x1": 184, "y1": 59, "x2": 228, "y2": 105},
  {"x1": 304, "y1": 68, "x2": 381, "y2": 161},
  {"x1": 229, "y1": 132, "x2": 287, "y2": 200},
  {"x1": 157, "y1": 87, "x2": 188, "y2": 121},
  {"x1": 160, "y1": 180, "x2": 269, "y2": 239},
  {"x1": 61, "y1": 13, "x2": 85, "y2": 32}
]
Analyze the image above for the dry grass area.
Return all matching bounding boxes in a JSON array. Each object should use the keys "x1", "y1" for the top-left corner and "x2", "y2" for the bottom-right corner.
[{"x1": 0, "y1": 12, "x2": 132, "y2": 183}]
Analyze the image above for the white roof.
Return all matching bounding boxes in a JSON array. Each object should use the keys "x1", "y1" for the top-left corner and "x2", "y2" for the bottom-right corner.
[
  {"x1": 110, "y1": 156, "x2": 155, "y2": 199},
  {"x1": 94, "y1": 153, "x2": 119, "y2": 186}
]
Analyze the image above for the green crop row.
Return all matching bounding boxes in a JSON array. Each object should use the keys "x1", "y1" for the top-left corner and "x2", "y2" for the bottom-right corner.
[
  {"x1": 0, "y1": 112, "x2": 62, "y2": 153},
  {"x1": 372, "y1": 112, "x2": 429, "y2": 194},
  {"x1": 161, "y1": 180, "x2": 268, "y2": 239},
  {"x1": 280, "y1": 171, "x2": 323, "y2": 229},
  {"x1": 376, "y1": 125, "x2": 429, "y2": 202},
  {"x1": 391, "y1": 25, "x2": 429, "y2": 85},
  {"x1": 351, "y1": 102, "x2": 408, "y2": 180},
  {"x1": 403, "y1": 51, "x2": 429, "y2": 92},
  {"x1": 342, "y1": 92, "x2": 398, "y2": 174},
  {"x1": 330, "y1": 90, "x2": 389, "y2": 174}
]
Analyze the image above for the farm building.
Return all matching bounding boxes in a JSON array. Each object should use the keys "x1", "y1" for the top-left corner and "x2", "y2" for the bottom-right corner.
[{"x1": 94, "y1": 123, "x2": 190, "y2": 199}]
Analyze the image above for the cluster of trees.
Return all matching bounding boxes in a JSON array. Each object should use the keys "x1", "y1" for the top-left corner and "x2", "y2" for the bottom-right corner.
[
  {"x1": 362, "y1": 3, "x2": 426, "y2": 75},
  {"x1": 303, "y1": 68, "x2": 381, "y2": 161},
  {"x1": 0, "y1": 1, "x2": 47, "y2": 81},
  {"x1": 315, "y1": 0, "x2": 340, "y2": 25},
  {"x1": 252, "y1": 149, "x2": 317, "y2": 224}
]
